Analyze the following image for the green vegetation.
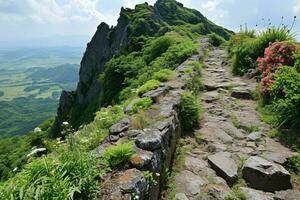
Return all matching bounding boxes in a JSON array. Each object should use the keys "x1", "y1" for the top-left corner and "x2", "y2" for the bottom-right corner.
[
  {"x1": 137, "y1": 80, "x2": 161, "y2": 96},
  {"x1": 131, "y1": 97, "x2": 153, "y2": 114},
  {"x1": 0, "y1": 97, "x2": 57, "y2": 138},
  {"x1": 103, "y1": 142, "x2": 134, "y2": 168},
  {"x1": 179, "y1": 92, "x2": 200, "y2": 131},
  {"x1": 130, "y1": 111, "x2": 153, "y2": 129},
  {"x1": 207, "y1": 33, "x2": 226, "y2": 47},
  {"x1": 229, "y1": 27, "x2": 295, "y2": 75},
  {"x1": 0, "y1": 143, "x2": 103, "y2": 200},
  {"x1": 284, "y1": 155, "x2": 300, "y2": 174},
  {"x1": 153, "y1": 69, "x2": 175, "y2": 82}
]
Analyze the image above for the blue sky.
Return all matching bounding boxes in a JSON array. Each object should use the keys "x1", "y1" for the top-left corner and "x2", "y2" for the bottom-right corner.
[{"x1": 0, "y1": 0, "x2": 300, "y2": 47}]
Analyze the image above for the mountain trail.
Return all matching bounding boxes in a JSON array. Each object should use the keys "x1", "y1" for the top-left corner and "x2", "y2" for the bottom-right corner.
[{"x1": 163, "y1": 41, "x2": 300, "y2": 200}]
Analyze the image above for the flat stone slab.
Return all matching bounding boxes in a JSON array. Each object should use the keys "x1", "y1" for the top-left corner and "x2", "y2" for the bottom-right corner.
[
  {"x1": 174, "y1": 193, "x2": 189, "y2": 200},
  {"x1": 202, "y1": 91, "x2": 219, "y2": 102},
  {"x1": 247, "y1": 132, "x2": 262, "y2": 141},
  {"x1": 241, "y1": 187, "x2": 274, "y2": 200},
  {"x1": 142, "y1": 86, "x2": 169, "y2": 103},
  {"x1": 208, "y1": 152, "x2": 238, "y2": 184},
  {"x1": 242, "y1": 156, "x2": 292, "y2": 192},
  {"x1": 109, "y1": 118, "x2": 130, "y2": 135},
  {"x1": 174, "y1": 170, "x2": 208, "y2": 196},
  {"x1": 274, "y1": 189, "x2": 300, "y2": 200}
]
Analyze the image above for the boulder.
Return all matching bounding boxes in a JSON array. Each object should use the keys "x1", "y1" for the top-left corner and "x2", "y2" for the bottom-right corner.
[
  {"x1": 231, "y1": 87, "x2": 252, "y2": 99},
  {"x1": 142, "y1": 86, "x2": 169, "y2": 103},
  {"x1": 109, "y1": 118, "x2": 130, "y2": 135},
  {"x1": 119, "y1": 168, "x2": 148, "y2": 197},
  {"x1": 242, "y1": 156, "x2": 292, "y2": 192},
  {"x1": 207, "y1": 152, "x2": 238, "y2": 184},
  {"x1": 135, "y1": 129, "x2": 162, "y2": 151}
]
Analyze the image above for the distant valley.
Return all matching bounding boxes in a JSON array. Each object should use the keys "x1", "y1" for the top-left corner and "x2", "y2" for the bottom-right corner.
[{"x1": 0, "y1": 46, "x2": 83, "y2": 138}]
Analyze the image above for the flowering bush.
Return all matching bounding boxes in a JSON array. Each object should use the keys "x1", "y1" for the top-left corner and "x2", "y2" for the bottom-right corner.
[{"x1": 257, "y1": 41, "x2": 298, "y2": 94}]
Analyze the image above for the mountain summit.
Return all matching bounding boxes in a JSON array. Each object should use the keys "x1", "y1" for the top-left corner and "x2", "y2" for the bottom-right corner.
[{"x1": 51, "y1": 0, "x2": 232, "y2": 137}]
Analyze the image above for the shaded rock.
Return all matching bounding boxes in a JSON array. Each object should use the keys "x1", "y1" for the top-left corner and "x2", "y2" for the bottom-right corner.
[
  {"x1": 135, "y1": 129, "x2": 162, "y2": 151},
  {"x1": 242, "y1": 156, "x2": 292, "y2": 192},
  {"x1": 174, "y1": 193, "x2": 189, "y2": 200},
  {"x1": 109, "y1": 134, "x2": 119, "y2": 142},
  {"x1": 274, "y1": 189, "x2": 300, "y2": 200},
  {"x1": 109, "y1": 118, "x2": 130, "y2": 135},
  {"x1": 126, "y1": 130, "x2": 143, "y2": 139},
  {"x1": 247, "y1": 132, "x2": 262, "y2": 141},
  {"x1": 241, "y1": 187, "x2": 274, "y2": 200},
  {"x1": 231, "y1": 87, "x2": 252, "y2": 99},
  {"x1": 174, "y1": 170, "x2": 208, "y2": 196},
  {"x1": 119, "y1": 168, "x2": 148, "y2": 196},
  {"x1": 142, "y1": 86, "x2": 169, "y2": 103},
  {"x1": 208, "y1": 152, "x2": 238, "y2": 184}
]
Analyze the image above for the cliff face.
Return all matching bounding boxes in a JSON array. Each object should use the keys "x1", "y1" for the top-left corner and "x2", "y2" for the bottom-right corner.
[{"x1": 51, "y1": 0, "x2": 233, "y2": 137}]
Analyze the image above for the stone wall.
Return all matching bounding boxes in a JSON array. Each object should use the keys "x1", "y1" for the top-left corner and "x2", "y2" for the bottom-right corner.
[{"x1": 95, "y1": 40, "x2": 208, "y2": 200}]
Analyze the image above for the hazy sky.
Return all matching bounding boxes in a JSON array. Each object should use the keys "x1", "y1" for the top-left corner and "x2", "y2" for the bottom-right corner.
[{"x1": 1, "y1": 0, "x2": 300, "y2": 47}]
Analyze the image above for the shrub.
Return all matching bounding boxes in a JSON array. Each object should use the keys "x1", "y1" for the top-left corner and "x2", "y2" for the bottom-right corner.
[
  {"x1": 294, "y1": 52, "x2": 300, "y2": 72},
  {"x1": 153, "y1": 69, "x2": 174, "y2": 82},
  {"x1": 207, "y1": 33, "x2": 226, "y2": 47},
  {"x1": 230, "y1": 27, "x2": 295, "y2": 75},
  {"x1": 269, "y1": 66, "x2": 300, "y2": 128},
  {"x1": 0, "y1": 147, "x2": 102, "y2": 200},
  {"x1": 137, "y1": 79, "x2": 160, "y2": 96},
  {"x1": 103, "y1": 143, "x2": 134, "y2": 168},
  {"x1": 131, "y1": 97, "x2": 153, "y2": 113},
  {"x1": 284, "y1": 155, "x2": 300, "y2": 174},
  {"x1": 179, "y1": 92, "x2": 200, "y2": 131},
  {"x1": 257, "y1": 41, "x2": 298, "y2": 94},
  {"x1": 130, "y1": 111, "x2": 153, "y2": 129}
]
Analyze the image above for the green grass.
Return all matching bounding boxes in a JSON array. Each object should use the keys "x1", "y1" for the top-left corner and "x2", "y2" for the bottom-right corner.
[
  {"x1": 137, "y1": 79, "x2": 161, "y2": 96},
  {"x1": 103, "y1": 142, "x2": 134, "y2": 168}
]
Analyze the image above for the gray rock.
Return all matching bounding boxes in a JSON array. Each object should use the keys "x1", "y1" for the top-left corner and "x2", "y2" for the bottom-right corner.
[
  {"x1": 247, "y1": 132, "x2": 262, "y2": 141},
  {"x1": 142, "y1": 86, "x2": 169, "y2": 102},
  {"x1": 135, "y1": 129, "x2": 162, "y2": 151},
  {"x1": 109, "y1": 118, "x2": 130, "y2": 135},
  {"x1": 126, "y1": 130, "x2": 143, "y2": 139},
  {"x1": 174, "y1": 193, "x2": 189, "y2": 200},
  {"x1": 242, "y1": 156, "x2": 292, "y2": 192},
  {"x1": 274, "y1": 189, "x2": 300, "y2": 200},
  {"x1": 202, "y1": 91, "x2": 219, "y2": 103},
  {"x1": 109, "y1": 134, "x2": 119, "y2": 142},
  {"x1": 174, "y1": 170, "x2": 208, "y2": 196},
  {"x1": 208, "y1": 152, "x2": 238, "y2": 184},
  {"x1": 207, "y1": 184, "x2": 230, "y2": 200},
  {"x1": 231, "y1": 87, "x2": 252, "y2": 99},
  {"x1": 130, "y1": 147, "x2": 153, "y2": 169},
  {"x1": 241, "y1": 187, "x2": 274, "y2": 200},
  {"x1": 119, "y1": 168, "x2": 148, "y2": 197}
]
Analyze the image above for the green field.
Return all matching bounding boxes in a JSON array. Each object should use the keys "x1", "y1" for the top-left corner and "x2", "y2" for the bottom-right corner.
[{"x1": 0, "y1": 46, "x2": 83, "y2": 138}]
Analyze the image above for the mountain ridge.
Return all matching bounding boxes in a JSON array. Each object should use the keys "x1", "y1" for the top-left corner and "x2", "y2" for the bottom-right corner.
[{"x1": 51, "y1": 0, "x2": 233, "y2": 137}]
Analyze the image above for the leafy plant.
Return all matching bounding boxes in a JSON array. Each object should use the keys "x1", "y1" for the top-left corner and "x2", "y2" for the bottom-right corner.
[
  {"x1": 179, "y1": 92, "x2": 200, "y2": 131},
  {"x1": 131, "y1": 97, "x2": 153, "y2": 114},
  {"x1": 103, "y1": 142, "x2": 134, "y2": 168},
  {"x1": 137, "y1": 79, "x2": 160, "y2": 96},
  {"x1": 207, "y1": 33, "x2": 226, "y2": 46},
  {"x1": 284, "y1": 155, "x2": 300, "y2": 174},
  {"x1": 153, "y1": 69, "x2": 174, "y2": 82},
  {"x1": 143, "y1": 171, "x2": 157, "y2": 186},
  {"x1": 269, "y1": 66, "x2": 300, "y2": 128}
]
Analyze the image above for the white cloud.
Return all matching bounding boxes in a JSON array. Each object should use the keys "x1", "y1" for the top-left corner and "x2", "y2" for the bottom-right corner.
[{"x1": 293, "y1": 1, "x2": 300, "y2": 13}]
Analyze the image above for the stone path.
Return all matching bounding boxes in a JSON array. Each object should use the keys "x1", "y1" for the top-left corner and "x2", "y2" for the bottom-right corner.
[{"x1": 164, "y1": 43, "x2": 300, "y2": 200}]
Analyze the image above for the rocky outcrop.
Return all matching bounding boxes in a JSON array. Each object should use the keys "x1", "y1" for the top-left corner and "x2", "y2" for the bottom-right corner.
[
  {"x1": 51, "y1": 0, "x2": 233, "y2": 137},
  {"x1": 242, "y1": 156, "x2": 292, "y2": 192}
]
